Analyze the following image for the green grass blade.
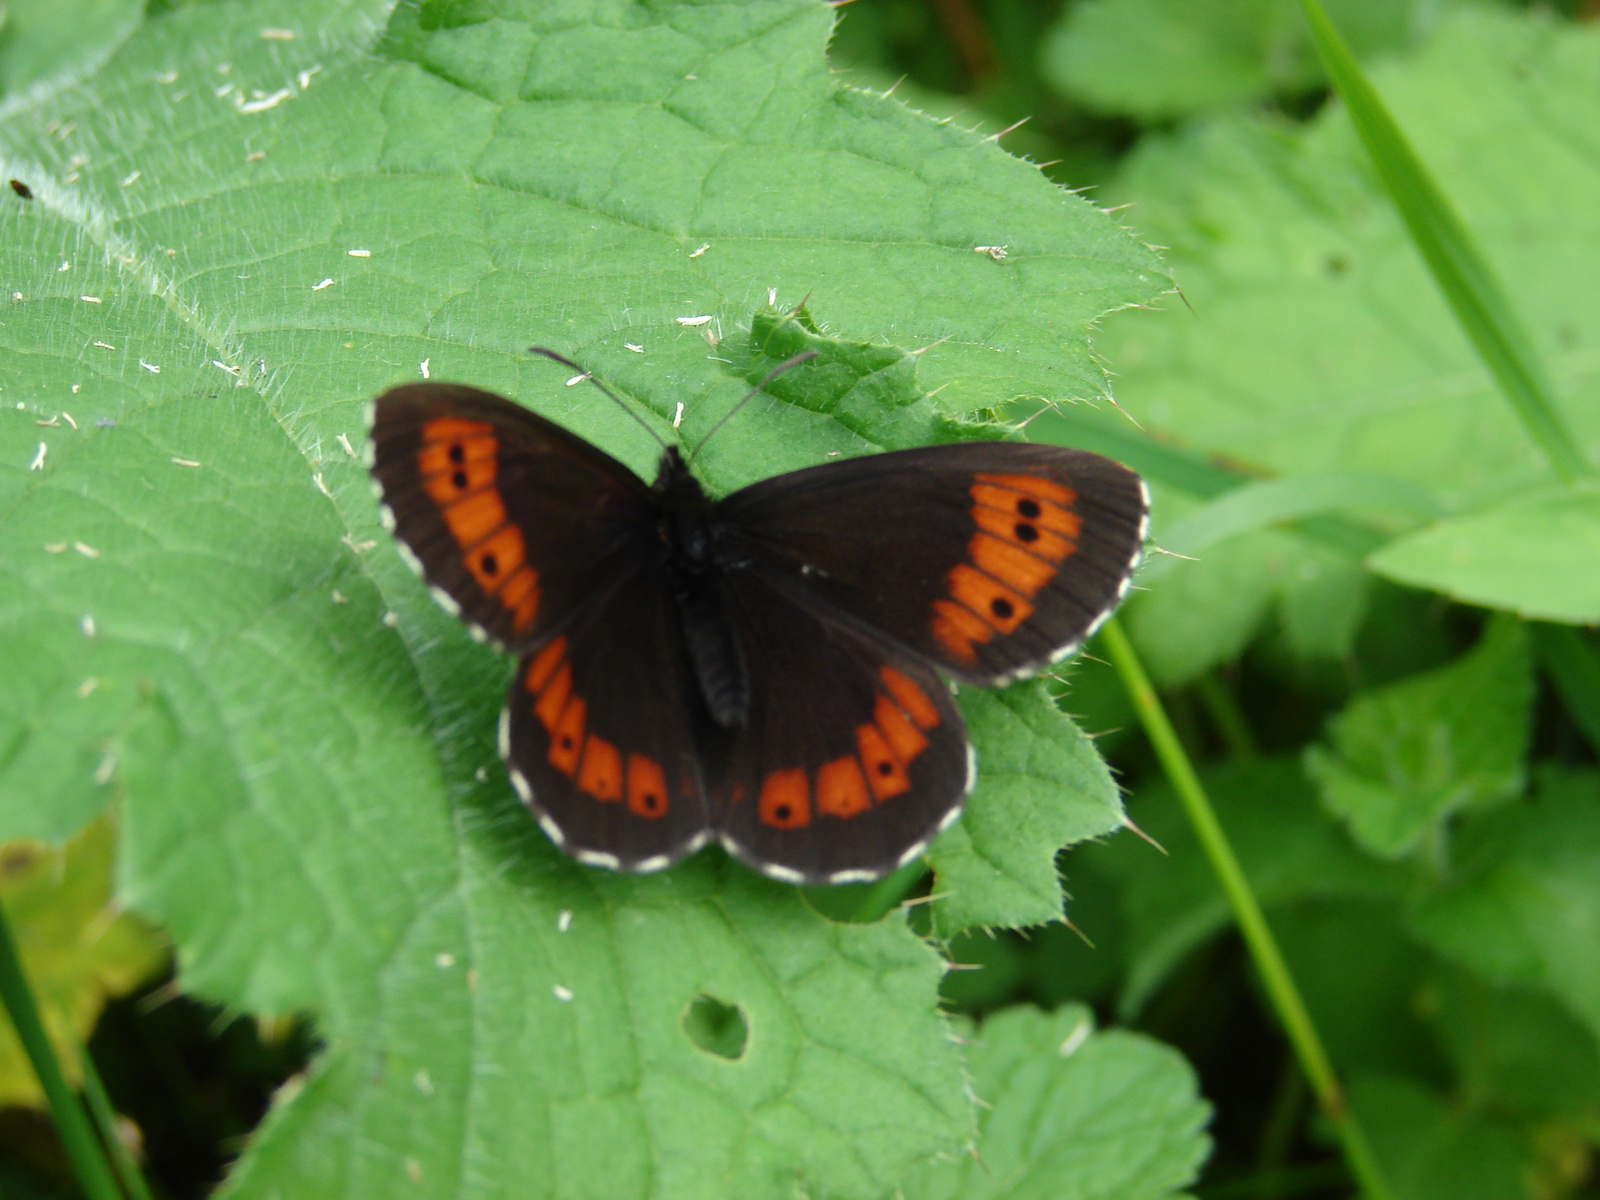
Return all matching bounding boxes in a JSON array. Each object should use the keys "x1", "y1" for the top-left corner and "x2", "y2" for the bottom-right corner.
[
  {"x1": 0, "y1": 903, "x2": 124, "y2": 1200},
  {"x1": 76, "y1": 1037, "x2": 155, "y2": 1200},
  {"x1": 1298, "y1": 0, "x2": 1592, "y2": 485},
  {"x1": 1101, "y1": 618, "x2": 1394, "y2": 1200}
]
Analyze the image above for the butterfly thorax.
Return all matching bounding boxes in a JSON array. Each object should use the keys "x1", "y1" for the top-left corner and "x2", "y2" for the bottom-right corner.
[{"x1": 652, "y1": 447, "x2": 751, "y2": 730}]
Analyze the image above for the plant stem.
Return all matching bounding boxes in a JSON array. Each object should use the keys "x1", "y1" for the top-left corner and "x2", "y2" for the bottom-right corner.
[
  {"x1": 1298, "y1": 0, "x2": 1593, "y2": 485},
  {"x1": 78, "y1": 1037, "x2": 155, "y2": 1200},
  {"x1": 1101, "y1": 617, "x2": 1393, "y2": 1200},
  {"x1": 0, "y1": 901, "x2": 125, "y2": 1200}
]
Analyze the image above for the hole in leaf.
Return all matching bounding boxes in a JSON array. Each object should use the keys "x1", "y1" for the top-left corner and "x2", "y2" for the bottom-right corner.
[{"x1": 681, "y1": 994, "x2": 748, "y2": 1060}]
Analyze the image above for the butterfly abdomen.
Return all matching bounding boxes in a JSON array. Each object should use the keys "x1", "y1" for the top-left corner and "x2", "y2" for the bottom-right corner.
[{"x1": 650, "y1": 451, "x2": 754, "y2": 731}]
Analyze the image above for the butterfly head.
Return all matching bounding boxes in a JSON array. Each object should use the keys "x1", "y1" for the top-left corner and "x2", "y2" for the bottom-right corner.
[{"x1": 651, "y1": 445, "x2": 704, "y2": 501}]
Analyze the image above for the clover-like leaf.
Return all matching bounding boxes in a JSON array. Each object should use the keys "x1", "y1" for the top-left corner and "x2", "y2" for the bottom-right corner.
[
  {"x1": 1305, "y1": 616, "x2": 1532, "y2": 859},
  {"x1": 897, "y1": 1005, "x2": 1211, "y2": 1200},
  {"x1": 0, "y1": 1, "x2": 1168, "y2": 1195}
]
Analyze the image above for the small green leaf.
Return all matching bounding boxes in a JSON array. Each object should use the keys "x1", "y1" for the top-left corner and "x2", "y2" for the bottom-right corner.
[
  {"x1": 1408, "y1": 769, "x2": 1600, "y2": 1049},
  {"x1": 1305, "y1": 616, "x2": 1533, "y2": 858},
  {"x1": 897, "y1": 1005, "x2": 1211, "y2": 1200},
  {"x1": 1367, "y1": 485, "x2": 1600, "y2": 623},
  {"x1": 926, "y1": 682, "x2": 1124, "y2": 937}
]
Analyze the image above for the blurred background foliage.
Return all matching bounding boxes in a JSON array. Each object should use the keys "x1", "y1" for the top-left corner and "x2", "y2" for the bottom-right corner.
[
  {"x1": 831, "y1": 2, "x2": 1600, "y2": 1199},
  {"x1": 3, "y1": 1, "x2": 1599, "y2": 1197}
]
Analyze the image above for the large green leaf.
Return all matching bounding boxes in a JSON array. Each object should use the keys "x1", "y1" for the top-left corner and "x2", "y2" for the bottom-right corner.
[
  {"x1": 897, "y1": 1005, "x2": 1211, "y2": 1200},
  {"x1": 1305, "y1": 616, "x2": 1532, "y2": 859},
  {"x1": 0, "y1": 1, "x2": 1169, "y2": 1194}
]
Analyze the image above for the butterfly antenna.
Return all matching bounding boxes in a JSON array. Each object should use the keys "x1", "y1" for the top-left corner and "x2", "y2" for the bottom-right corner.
[
  {"x1": 527, "y1": 347, "x2": 668, "y2": 451},
  {"x1": 689, "y1": 350, "x2": 819, "y2": 460}
]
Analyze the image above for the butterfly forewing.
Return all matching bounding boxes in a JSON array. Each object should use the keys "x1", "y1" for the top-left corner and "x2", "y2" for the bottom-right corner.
[
  {"x1": 370, "y1": 383, "x2": 655, "y2": 650},
  {"x1": 708, "y1": 572, "x2": 970, "y2": 885},
  {"x1": 716, "y1": 443, "x2": 1148, "y2": 685}
]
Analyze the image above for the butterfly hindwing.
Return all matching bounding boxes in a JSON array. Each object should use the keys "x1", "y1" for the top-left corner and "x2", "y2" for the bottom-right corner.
[
  {"x1": 370, "y1": 383, "x2": 655, "y2": 650},
  {"x1": 708, "y1": 572, "x2": 970, "y2": 885},
  {"x1": 716, "y1": 442, "x2": 1148, "y2": 685},
  {"x1": 504, "y1": 563, "x2": 713, "y2": 872}
]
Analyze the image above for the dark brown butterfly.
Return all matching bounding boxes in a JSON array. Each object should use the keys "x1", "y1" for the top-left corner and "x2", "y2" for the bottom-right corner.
[{"x1": 369, "y1": 352, "x2": 1146, "y2": 884}]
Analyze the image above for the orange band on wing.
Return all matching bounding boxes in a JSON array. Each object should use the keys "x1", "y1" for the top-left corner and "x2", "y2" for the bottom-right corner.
[
  {"x1": 577, "y1": 734, "x2": 622, "y2": 801},
  {"x1": 872, "y1": 695, "x2": 928, "y2": 764},
  {"x1": 499, "y1": 567, "x2": 542, "y2": 633},
  {"x1": 534, "y1": 662, "x2": 573, "y2": 731},
  {"x1": 467, "y1": 524, "x2": 527, "y2": 595},
  {"x1": 879, "y1": 667, "x2": 940, "y2": 729},
  {"x1": 759, "y1": 769, "x2": 811, "y2": 829},
  {"x1": 815, "y1": 756, "x2": 872, "y2": 818},
  {"x1": 968, "y1": 532, "x2": 1058, "y2": 596},
  {"x1": 442, "y1": 489, "x2": 506, "y2": 550},
  {"x1": 947, "y1": 564, "x2": 1033, "y2": 634},
  {"x1": 526, "y1": 637, "x2": 566, "y2": 693},
  {"x1": 856, "y1": 723, "x2": 911, "y2": 801},
  {"x1": 930, "y1": 471, "x2": 1085, "y2": 662},
  {"x1": 971, "y1": 502, "x2": 1077, "y2": 562},
  {"x1": 422, "y1": 452, "x2": 496, "y2": 505},
  {"x1": 931, "y1": 600, "x2": 990, "y2": 665},
  {"x1": 419, "y1": 418, "x2": 498, "y2": 505},
  {"x1": 418, "y1": 418, "x2": 542, "y2": 630},
  {"x1": 548, "y1": 695, "x2": 586, "y2": 776},
  {"x1": 627, "y1": 755, "x2": 670, "y2": 819}
]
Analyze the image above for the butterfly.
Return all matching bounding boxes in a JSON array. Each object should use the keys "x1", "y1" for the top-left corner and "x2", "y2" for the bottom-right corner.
[{"x1": 368, "y1": 350, "x2": 1148, "y2": 885}]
